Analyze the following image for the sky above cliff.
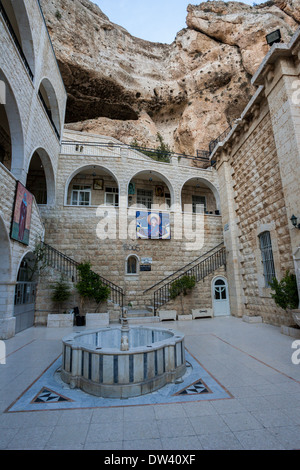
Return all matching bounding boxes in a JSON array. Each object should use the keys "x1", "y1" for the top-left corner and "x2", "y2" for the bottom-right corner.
[{"x1": 95, "y1": 0, "x2": 266, "y2": 43}]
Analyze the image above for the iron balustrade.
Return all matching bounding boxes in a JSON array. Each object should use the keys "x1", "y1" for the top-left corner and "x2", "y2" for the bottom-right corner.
[
  {"x1": 41, "y1": 242, "x2": 124, "y2": 308},
  {"x1": 144, "y1": 242, "x2": 225, "y2": 295},
  {"x1": 152, "y1": 246, "x2": 226, "y2": 315},
  {"x1": 209, "y1": 125, "x2": 232, "y2": 154},
  {"x1": 61, "y1": 140, "x2": 213, "y2": 164},
  {"x1": 0, "y1": 0, "x2": 34, "y2": 81}
]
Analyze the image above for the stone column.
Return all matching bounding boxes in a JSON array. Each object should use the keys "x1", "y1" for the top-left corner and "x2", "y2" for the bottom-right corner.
[{"x1": 216, "y1": 150, "x2": 245, "y2": 317}]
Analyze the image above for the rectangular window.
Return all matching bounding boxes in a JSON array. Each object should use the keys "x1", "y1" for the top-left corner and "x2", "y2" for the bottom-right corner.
[
  {"x1": 165, "y1": 193, "x2": 171, "y2": 208},
  {"x1": 192, "y1": 195, "x2": 206, "y2": 213},
  {"x1": 137, "y1": 189, "x2": 153, "y2": 210},
  {"x1": 71, "y1": 185, "x2": 91, "y2": 206},
  {"x1": 105, "y1": 187, "x2": 119, "y2": 206},
  {"x1": 259, "y1": 231, "x2": 276, "y2": 287}
]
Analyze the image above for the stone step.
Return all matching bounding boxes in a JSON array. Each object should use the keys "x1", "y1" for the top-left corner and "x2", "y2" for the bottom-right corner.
[
  {"x1": 127, "y1": 309, "x2": 154, "y2": 317},
  {"x1": 126, "y1": 316, "x2": 160, "y2": 324}
]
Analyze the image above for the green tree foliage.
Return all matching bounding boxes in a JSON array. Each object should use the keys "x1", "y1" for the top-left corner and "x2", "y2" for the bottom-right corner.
[
  {"x1": 130, "y1": 133, "x2": 172, "y2": 163},
  {"x1": 76, "y1": 262, "x2": 110, "y2": 313},
  {"x1": 169, "y1": 275, "x2": 196, "y2": 315},
  {"x1": 51, "y1": 277, "x2": 71, "y2": 313},
  {"x1": 269, "y1": 270, "x2": 299, "y2": 311}
]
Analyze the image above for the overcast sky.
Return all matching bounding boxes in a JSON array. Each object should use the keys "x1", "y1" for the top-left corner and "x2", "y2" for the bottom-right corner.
[{"x1": 93, "y1": 0, "x2": 266, "y2": 43}]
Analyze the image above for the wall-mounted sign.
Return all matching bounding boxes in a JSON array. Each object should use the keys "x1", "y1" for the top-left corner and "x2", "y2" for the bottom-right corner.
[
  {"x1": 224, "y1": 223, "x2": 229, "y2": 232},
  {"x1": 141, "y1": 257, "x2": 152, "y2": 265},
  {"x1": 140, "y1": 265, "x2": 151, "y2": 272}
]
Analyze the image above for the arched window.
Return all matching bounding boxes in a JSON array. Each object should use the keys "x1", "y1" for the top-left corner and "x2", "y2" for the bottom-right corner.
[
  {"x1": 1, "y1": 0, "x2": 35, "y2": 79},
  {"x1": 38, "y1": 78, "x2": 61, "y2": 139},
  {"x1": 127, "y1": 256, "x2": 138, "y2": 275},
  {"x1": 259, "y1": 231, "x2": 275, "y2": 287}
]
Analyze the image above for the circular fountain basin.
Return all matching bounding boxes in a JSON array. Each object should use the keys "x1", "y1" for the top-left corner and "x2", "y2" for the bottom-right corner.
[{"x1": 61, "y1": 326, "x2": 186, "y2": 398}]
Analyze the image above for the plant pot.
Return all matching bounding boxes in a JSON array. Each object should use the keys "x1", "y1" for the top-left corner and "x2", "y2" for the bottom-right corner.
[
  {"x1": 291, "y1": 309, "x2": 300, "y2": 328},
  {"x1": 47, "y1": 313, "x2": 74, "y2": 328},
  {"x1": 242, "y1": 315, "x2": 262, "y2": 323},
  {"x1": 85, "y1": 313, "x2": 109, "y2": 328}
]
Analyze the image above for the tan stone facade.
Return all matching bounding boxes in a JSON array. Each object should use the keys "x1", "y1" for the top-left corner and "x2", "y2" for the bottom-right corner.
[
  {"x1": 213, "y1": 28, "x2": 300, "y2": 326},
  {"x1": 1, "y1": 1, "x2": 299, "y2": 338},
  {"x1": 36, "y1": 130, "x2": 224, "y2": 322},
  {"x1": 0, "y1": 0, "x2": 66, "y2": 338}
]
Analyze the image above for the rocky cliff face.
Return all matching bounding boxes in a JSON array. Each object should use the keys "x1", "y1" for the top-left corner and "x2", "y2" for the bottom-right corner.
[{"x1": 40, "y1": 0, "x2": 299, "y2": 155}]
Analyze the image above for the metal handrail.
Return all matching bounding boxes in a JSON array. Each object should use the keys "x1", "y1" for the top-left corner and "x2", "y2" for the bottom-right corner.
[
  {"x1": 0, "y1": 0, "x2": 34, "y2": 81},
  {"x1": 41, "y1": 242, "x2": 124, "y2": 307},
  {"x1": 143, "y1": 242, "x2": 224, "y2": 294},
  {"x1": 152, "y1": 246, "x2": 226, "y2": 315},
  {"x1": 209, "y1": 125, "x2": 232, "y2": 154},
  {"x1": 61, "y1": 140, "x2": 212, "y2": 163}
]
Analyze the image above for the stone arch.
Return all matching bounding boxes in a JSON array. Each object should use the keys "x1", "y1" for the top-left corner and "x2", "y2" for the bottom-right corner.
[
  {"x1": 2, "y1": 0, "x2": 35, "y2": 77},
  {"x1": 180, "y1": 176, "x2": 221, "y2": 213},
  {"x1": 0, "y1": 68, "x2": 24, "y2": 176},
  {"x1": 26, "y1": 148, "x2": 56, "y2": 205},
  {"x1": 38, "y1": 77, "x2": 61, "y2": 139},
  {"x1": 65, "y1": 164, "x2": 120, "y2": 206},
  {"x1": 125, "y1": 253, "x2": 139, "y2": 275},
  {"x1": 127, "y1": 169, "x2": 175, "y2": 209},
  {"x1": 15, "y1": 250, "x2": 37, "y2": 282}
]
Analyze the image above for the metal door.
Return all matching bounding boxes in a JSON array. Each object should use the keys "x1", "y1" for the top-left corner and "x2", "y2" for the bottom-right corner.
[{"x1": 14, "y1": 281, "x2": 37, "y2": 333}]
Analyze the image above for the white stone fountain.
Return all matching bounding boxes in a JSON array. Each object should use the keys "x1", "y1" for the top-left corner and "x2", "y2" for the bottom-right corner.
[{"x1": 61, "y1": 310, "x2": 186, "y2": 398}]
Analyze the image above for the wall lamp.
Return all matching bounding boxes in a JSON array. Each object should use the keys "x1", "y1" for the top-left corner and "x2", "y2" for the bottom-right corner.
[{"x1": 290, "y1": 214, "x2": 300, "y2": 229}]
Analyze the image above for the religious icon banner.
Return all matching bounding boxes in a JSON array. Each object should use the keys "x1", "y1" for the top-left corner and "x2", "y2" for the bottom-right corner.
[
  {"x1": 10, "y1": 182, "x2": 34, "y2": 245},
  {"x1": 136, "y1": 211, "x2": 171, "y2": 240}
]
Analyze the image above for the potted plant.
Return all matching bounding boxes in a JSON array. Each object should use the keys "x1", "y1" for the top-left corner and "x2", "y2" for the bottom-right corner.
[
  {"x1": 47, "y1": 277, "x2": 73, "y2": 327},
  {"x1": 169, "y1": 275, "x2": 196, "y2": 319},
  {"x1": 76, "y1": 262, "x2": 111, "y2": 327},
  {"x1": 269, "y1": 270, "x2": 300, "y2": 333}
]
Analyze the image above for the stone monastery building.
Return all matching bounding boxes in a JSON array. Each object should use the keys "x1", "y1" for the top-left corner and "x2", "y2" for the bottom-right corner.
[{"x1": 0, "y1": 0, "x2": 299, "y2": 339}]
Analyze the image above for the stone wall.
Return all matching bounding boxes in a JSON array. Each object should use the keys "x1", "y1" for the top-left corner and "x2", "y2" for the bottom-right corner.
[
  {"x1": 155, "y1": 266, "x2": 226, "y2": 316},
  {"x1": 38, "y1": 131, "x2": 224, "y2": 316},
  {"x1": 215, "y1": 92, "x2": 295, "y2": 326},
  {"x1": 0, "y1": 163, "x2": 45, "y2": 337}
]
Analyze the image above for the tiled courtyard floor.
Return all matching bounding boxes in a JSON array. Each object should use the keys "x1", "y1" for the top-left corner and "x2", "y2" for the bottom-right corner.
[{"x1": 0, "y1": 316, "x2": 300, "y2": 450}]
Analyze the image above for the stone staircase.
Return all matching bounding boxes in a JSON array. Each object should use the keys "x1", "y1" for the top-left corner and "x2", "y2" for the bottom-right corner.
[{"x1": 123, "y1": 308, "x2": 160, "y2": 324}]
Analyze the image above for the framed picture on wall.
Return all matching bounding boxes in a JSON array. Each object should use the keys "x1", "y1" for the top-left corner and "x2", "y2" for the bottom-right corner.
[
  {"x1": 155, "y1": 185, "x2": 164, "y2": 197},
  {"x1": 136, "y1": 211, "x2": 171, "y2": 240},
  {"x1": 93, "y1": 179, "x2": 104, "y2": 190},
  {"x1": 128, "y1": 182, "x2": 135, "y2": 195},
  {"x1": 10, "y1": 181, "x2": 34, "y2": 246}
]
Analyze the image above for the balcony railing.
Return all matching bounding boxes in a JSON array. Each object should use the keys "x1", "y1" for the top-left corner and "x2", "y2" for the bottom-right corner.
[
  {"x1": 209, "y1": 125, "x2": 232, "y2": 154},
  {"x1": 61, "y1": 140, "x2": 213, "y2": 165},
  {"x1": 0, "y1": 0, "x2": 34, "y2": 81}
]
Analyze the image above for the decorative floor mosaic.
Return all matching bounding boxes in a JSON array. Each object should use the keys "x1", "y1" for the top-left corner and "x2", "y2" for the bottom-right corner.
[{"x1": 6, "y1": 349, "x2": 232, "y2": 412}]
